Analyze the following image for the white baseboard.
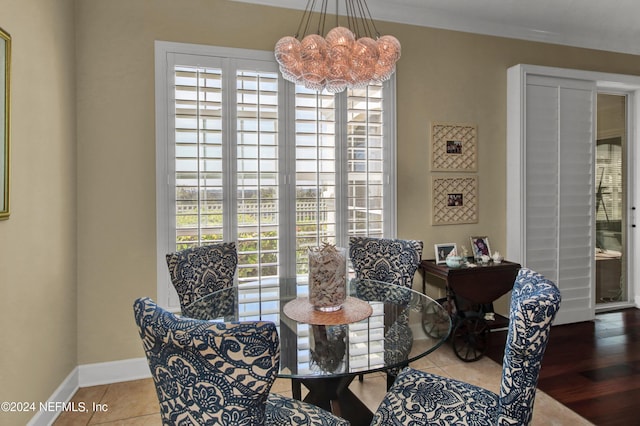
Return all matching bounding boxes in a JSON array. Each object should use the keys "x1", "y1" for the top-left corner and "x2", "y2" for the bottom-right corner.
[
  {"x1": 27, "y1": 368, "x2": 79, "y2": 426},
  {"x1": 28, "y1": 358, "x2": 151, "y2": 426},
  {"x1": 78, "y1": 357, "x2": 150, "y2": 387}
]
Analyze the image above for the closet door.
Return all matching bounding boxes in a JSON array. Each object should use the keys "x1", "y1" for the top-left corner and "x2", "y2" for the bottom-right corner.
[{"x1": 507, "y1": 66, "x2": 596, "y2": 325}]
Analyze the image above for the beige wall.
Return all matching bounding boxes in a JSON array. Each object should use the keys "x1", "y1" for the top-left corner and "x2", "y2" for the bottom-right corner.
[
  {"x1": 75, "y1": 0, "x2": 640, "y2": 364},
  {"x1": 4, "y1": 0, "x2": 640, "y2": 414},
  {"x1": 0, "y1": 0, "x2": 76, "y2": 423}
]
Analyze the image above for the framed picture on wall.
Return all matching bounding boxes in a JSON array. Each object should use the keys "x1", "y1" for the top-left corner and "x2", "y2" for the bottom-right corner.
[
  {"x1": 432, "y1": 176, "x2": 478, "y2": 225},
  {"x1": 430, "y1": 122, "x2": 477, "y2": 172},
  {"x1": 435, "y1": 243, "x2": 457, "y2": 264}
]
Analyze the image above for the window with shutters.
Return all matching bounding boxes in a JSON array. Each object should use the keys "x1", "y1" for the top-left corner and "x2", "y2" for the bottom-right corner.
[{"x1": 155, "y1": 42, "x2": 396, "y2": 324}]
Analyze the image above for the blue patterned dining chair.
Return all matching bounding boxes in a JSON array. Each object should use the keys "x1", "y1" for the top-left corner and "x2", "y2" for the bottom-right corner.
[
  {"x1": 348, "y1": 237, "x2": 423, "y2": 289},
  {"x1": 370, "y1": 268, "x2": 562, "y2": 426},
  {"x1": 165, "y1": 242, "x2": 237, "y2": 317},
  {"x1": 133, "y1": 297, "x2": 349, "y2": 426},
  {"x1": 348, "y1": 237, "x2": 423, "y2": 386}
]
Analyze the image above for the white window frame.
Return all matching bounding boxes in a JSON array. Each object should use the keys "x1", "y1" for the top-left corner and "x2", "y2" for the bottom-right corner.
[{"x1": 155, "y1": 41, "x2": 397, "y2": 308}]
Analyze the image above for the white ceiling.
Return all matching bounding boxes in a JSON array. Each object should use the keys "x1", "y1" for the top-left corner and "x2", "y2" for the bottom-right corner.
[{"x1": 232, "y1": 0, "x2": 640, "y2": 56}]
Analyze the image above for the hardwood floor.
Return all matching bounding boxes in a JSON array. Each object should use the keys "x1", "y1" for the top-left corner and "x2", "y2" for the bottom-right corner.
[{"x1": 487, "y1": 308, "x2": 640, "y2": 426}]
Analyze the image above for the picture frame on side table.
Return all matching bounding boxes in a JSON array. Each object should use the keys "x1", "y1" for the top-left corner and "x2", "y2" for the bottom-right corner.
[
  {"x1": 470, "y1": 236, "x2": 491, "y2": 262},
  {"x1": 435, "y1": 243, "x2": 457, "y2": 264}
]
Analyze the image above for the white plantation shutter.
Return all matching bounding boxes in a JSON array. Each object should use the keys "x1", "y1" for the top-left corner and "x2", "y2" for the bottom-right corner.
[
  {"x1": 347, "y1": 85, "x2": 386, "y2": 237},
  {"x1": 156, "y1": 42, "x2": 395, "y2": 315},
  {"x1": 173, "y1": 64, "x2": 224, "y2": 252},
  {"x1": 235, "y1": 70, "x2": 281, "y2": 282},
  {"x1": 556, "y1": 82, "x2": 595, "y2": 320},
  {"x1": 294, "y1": 87, "x2": 339, "y2": 273},
  {"x1": 291, "y1": 85, "x2": 387, "y2": 368},
  {"x1": 292, "y1": 84, "x2": 389, "y2": 270},
  {"x1": 157, "y1": 47, "x2": 285, "y2": 308},
  {"x1": 507, "y1": 66, "x2": 596, "y2": 324}
]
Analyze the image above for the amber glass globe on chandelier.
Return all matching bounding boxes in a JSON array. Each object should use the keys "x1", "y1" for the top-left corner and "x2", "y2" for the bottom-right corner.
[{"x1": 274, "y1": 0, "x2": 401, "y2": 93}]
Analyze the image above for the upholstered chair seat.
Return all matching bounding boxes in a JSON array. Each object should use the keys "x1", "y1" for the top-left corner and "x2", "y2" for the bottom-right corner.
[
  {"x1": 133, "y1": 297, "x2": 349, "y2": 426},
  {"x1": 370, "y1": 268, "x2": 562, "y2": 426},
  {"x1": 165, "y1": 242, "x2": 237, "y2": 317}
]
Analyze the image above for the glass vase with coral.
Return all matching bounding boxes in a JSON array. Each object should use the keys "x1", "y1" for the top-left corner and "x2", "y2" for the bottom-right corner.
[{"x1": 308, "y1": 243, "x2": 347, "y2": 312}]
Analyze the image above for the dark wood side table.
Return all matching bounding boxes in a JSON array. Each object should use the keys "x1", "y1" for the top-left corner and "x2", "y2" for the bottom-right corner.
[
  {"x1": 420, "y1": 259, "x2": 521, "y2": 306},
  {"x1": 420, "y1": 259, "x2": 522, "y2": 361},
  {"x1": 420, "y1": 259, "x2": 520, "y2": 323}
]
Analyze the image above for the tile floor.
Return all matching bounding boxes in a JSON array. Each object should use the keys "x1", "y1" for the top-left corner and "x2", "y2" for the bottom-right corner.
[{"x1": 53, "y1": 344, "x2": 593, "y2": 425}]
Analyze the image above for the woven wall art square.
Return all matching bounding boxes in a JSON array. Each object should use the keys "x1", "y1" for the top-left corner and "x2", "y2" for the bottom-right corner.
[
  {"x1": 432, "y1": 175, "x2": 478, "y2": 225},
  {"x1": 431, "y1": 122, "x2": 477, "y2": 172}
]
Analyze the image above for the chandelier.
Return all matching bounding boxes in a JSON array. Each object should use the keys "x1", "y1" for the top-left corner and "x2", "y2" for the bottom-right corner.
[{"x1": 274, "y1": 0, "x2": 401, "y2": 93}]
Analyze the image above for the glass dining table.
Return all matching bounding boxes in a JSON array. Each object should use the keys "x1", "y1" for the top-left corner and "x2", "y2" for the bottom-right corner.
[{"x1": 184, "y1": 277, "x2": 451, "y2": 426}]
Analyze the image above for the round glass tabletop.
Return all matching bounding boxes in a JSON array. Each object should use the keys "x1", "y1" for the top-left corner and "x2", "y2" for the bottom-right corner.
[{"x1": 184, "y1": 277, "x2": 452, "y2": 379}]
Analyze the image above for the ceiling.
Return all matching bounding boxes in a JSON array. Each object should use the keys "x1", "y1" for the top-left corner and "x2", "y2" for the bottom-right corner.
[{"x1": 232, "y1": 0, "x2": 640, "y2": 56}]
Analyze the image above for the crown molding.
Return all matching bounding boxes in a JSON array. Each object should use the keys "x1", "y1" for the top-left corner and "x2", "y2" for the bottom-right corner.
[{"x1": 230, "y1": 0, "x2": 640, "y2": 56}]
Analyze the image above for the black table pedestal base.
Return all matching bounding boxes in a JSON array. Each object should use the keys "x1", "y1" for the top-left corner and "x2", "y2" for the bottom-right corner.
[{"x1": 292, "y1": 375, "x2": 373, "y2": 426}]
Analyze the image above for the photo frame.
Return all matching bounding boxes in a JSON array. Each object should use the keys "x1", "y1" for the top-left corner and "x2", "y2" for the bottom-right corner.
[
  {"x1": 434, "y1": 243, "x2": 457, "y2": 264},
  {"x1": 430, "y1": 122, "x2": 477, "y2": 172},
  {"x1": 470, "y1": 236, "x2": 491, "y2": 261},
  {"x1": 432, "y1": 176, "x2": 478, "y2": 225},
  {"x1": 0, "y1": 27, "x2": 10, "y2": 220}
]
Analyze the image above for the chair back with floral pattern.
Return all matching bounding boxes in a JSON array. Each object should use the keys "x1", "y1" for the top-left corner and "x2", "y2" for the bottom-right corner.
[
  {"x1": 498, "y1": 268, "x2": 561, "y2": 424},
  {"x1": 370, "y1": 268, "x2": 560, "y2": 426},
  {"x1": 349, "y1": 237, "x2": 423, "y2": 288},
  {"x1": 165, "y1": 242, "x2": 237, "y2": 316},
  {"x1": 133, "y1": 297, "x2": 278, "y2": 425}
]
